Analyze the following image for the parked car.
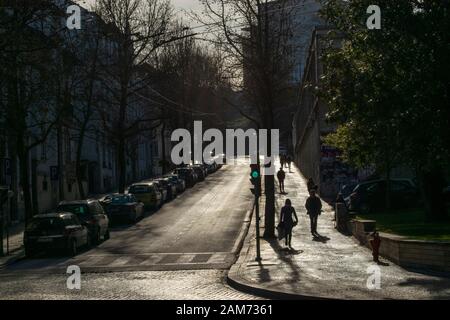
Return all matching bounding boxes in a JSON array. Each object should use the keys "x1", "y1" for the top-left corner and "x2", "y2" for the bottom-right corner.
[
  {"x1": 24, "y1": 212, "x2": 89, "y2": 257},
  {"x1": 155, "y1": 178, "x2": 177, "y2": 200},
  {"x1": 346, "y1": 179, "x2": 420, "y2": 214},
  {"x1": 190, "y1": 165, "x2": 205, "y2": 181},
  {"x1": 338, "y1": 183, "x2": 357, "y2": 200},
  {"x1": 128, "y1": 182, "x2": 163, "y2": 209},
  {"x1": 165, "y1": 175, "x2": 186, "y2": 194},
  {"x1": 103, "y1": 193, "x2": 144, "y2": 223},
  {"x1": 173, "y1": 167, "x2": 196, "y2": 187},
  {"x1": 56, "y1": 199, "x2": 110, "y2": 244},
  {"x1": 152, "y1": 180, "x2": 169, "y2": 203}
]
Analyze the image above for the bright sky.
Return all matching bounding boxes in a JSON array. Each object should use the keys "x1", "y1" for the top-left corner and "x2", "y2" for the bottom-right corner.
[{"x1": 78, "y1": 0, "x2": 202, "y2": 15}]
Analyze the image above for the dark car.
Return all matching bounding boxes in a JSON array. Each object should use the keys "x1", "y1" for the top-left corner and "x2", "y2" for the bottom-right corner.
[
  {"x1": 56, "y1": 199, "x2": 110, "y2": 244},
  {"x1": 190, "y1": 165, "x2": 205, "y2": 181},
  {"x1": 165, "y1": 175, "x2": 186, "y2": 194},
  {"x1": 156, "y1": 178, "x2": 178, "y2": 200},
  {"x1": 347, "y1": 179, "x2": 419, "y2": 214},
  {"x1": 103, "y1": 193, "x2": 144, "y2": 223},
  {"x1": 173, "y1": 167, "x2": 196, "y2": 188},
  {"x1": 152, "y1": 180, "x2": 168, "y2": 203},
  {"x1": 338, "y1": 183, "x2": 357, "y2": 200},
  {"x1": 24, "y1": 212, "x2": 89, "y2": 257}
]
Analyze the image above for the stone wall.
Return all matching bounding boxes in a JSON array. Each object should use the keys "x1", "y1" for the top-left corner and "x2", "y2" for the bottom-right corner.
[{"x1": 350, "y1": 220, "x2": 450, "y2": 273}]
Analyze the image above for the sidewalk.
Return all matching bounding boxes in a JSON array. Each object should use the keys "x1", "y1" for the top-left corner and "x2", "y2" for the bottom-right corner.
[
  {"x1": 228, "y1": 164, "x2": 450, "y2": 300},
  {"x1": 1, "y1": 223, "x2": 25, "y2": 268}
]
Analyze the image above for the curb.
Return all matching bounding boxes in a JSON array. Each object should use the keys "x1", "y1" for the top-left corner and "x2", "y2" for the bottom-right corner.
[
  {"x1": 0, "y1": 249, "x2": 24, "y2": 270},
  {"x1": 231, "y1": 199, "x2": 255, "y2": 255}
]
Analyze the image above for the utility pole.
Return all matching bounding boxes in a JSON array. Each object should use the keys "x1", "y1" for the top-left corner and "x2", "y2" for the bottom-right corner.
[{"x1": 250, "y1": 164, "x2": 262, "y2": 261}]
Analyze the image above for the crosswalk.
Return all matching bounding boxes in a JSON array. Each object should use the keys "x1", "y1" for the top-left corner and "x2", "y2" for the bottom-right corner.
[{"x1": 1, "y1": 252, "x2": 237, "y2": 273}]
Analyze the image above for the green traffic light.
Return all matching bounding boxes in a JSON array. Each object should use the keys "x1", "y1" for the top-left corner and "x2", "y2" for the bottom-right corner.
[{"x1": 251, "y1": 171, "x2": 259, "y2": 178}]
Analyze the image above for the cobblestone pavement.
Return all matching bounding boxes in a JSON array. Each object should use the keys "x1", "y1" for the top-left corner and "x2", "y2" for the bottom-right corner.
[
  {"x1": 228, "y1": 163, "x2": 450, "y2": 300},
  {"x1": 0, "y1": 270, "x2": 263, "y2": 300},
  {"x1": 0, "y1": 161, "x2": 262, "y2": 300}
]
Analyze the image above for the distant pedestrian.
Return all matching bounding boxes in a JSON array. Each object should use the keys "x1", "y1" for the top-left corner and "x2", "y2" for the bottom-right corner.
[
  {"x1": 305, "y1": 187, "x2": 322, "y2": 237},
  {"x1": 286, "y1": 155, "x2": 292, "y2": 172},
  {"x1": 277, "y1": 167, "x2": 286, "y2": 193},
  {"x1": 280, "y1": 154, "x2": 285, "y2": 169},
  {"x1": 307, "y1": 178, "x2": 315, "y2": 192},
  {"x1": 370, "y1": 231, "x2": 381, "y2": 263},
  {"x1": 279, "y1": 199, "x2": 299, "y2": 249}
]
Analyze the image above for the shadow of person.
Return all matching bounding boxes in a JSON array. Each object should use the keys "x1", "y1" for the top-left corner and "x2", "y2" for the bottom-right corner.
[
  {"x1": 288, "y1": 248, "x2": 303, "y2": 255},
  {"x1": 312, "y1": 234, "x2": 330, "y2": 243}
]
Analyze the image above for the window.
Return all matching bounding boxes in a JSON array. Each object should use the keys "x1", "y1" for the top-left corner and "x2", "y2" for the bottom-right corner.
[{"x1": 67, "y1": 183, "x2": 72, "y2": 193}]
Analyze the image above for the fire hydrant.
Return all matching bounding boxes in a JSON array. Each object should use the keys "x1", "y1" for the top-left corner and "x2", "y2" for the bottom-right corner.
[{"x1": 370, "y1": 231, "x2": 381, "y2": 263}]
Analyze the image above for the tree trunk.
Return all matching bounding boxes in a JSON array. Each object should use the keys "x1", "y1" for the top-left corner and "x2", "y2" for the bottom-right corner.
[
  {"x1": 57, "y1": 125, "x2": 65, "y2": 201},
  {"x1": 117, "y1": 137, "x2": 126, "y2": 194},
  {"x1": 420, "y1": 167, "x2": 447, "y2": 221},
  {"x1": 385, "y1": 165, "x2": 391, "y2": 211},
  {"x1": 263, "y1": 112, "x2": 276, "y2": 239},
  {"x1": 8, "y1": 141, "x2": 18, "y2": 222},
  {"x1": 75, "y1": 123, "x2": 86, "y2": 199},
  {"x1": 31, "y1": 158, "x2": 39, "y2": 215},
  {"x1": 161, "y1": 122, "x2": 167, "y2": 174},
  {"x1": 17, "y1": 136, "x2": 33, "y2": 225}
]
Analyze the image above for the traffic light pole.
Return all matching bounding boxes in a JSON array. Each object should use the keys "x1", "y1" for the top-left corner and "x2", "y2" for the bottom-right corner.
[
  {"x1": 254, "y1": 179, "x2": 261, "y2": 262},
  {"x1": 250, "y1": 164, "x2": 262, "y2": 262}
]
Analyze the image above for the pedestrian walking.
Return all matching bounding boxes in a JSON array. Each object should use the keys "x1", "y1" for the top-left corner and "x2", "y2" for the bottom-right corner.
[
  {"x1": 277, "y1": 167, "x2": 286, "y2": 193},
  {"x1": 307, "y1": 178, "x2": 315, "y2": 192},
  {"x1": 370, "y1": 231, "x2": 381, "y2": 263},
  {"x1": 279, "y1": 199, "x2": 299, "y2": 249},
  {"x1": 305, "y1": 187, "x2": 322, "y2": 237},
  {"x1": 286, "y1": 155, "x2": 292, "y2": 172},
  {"x1": 280, "y1": 154, "x2": 285, "y2": 169}
]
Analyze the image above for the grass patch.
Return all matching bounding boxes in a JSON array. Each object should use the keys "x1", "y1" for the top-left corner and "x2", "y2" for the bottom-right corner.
[{"x1": 357, "y1": 208, "x2": 450, "y2": 241}]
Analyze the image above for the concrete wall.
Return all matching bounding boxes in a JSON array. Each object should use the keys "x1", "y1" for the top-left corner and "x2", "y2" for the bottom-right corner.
[{"x1": 351, "y1": 220, "x2": 450, "y2": 273}]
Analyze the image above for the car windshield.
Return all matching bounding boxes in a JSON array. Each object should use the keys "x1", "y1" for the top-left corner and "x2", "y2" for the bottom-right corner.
[
  {"x1": 129, "y1": 185, "x2": 151, "y2": 194},
  {"x1": 57, "y1": 204, "x2": 90, "y2": 218},
  {"x1": 26, "y1": 217, "x2": 65, "y2": 232},
  {"x1": 111, "y1": 195, "x2": 132, "y2": 204}
]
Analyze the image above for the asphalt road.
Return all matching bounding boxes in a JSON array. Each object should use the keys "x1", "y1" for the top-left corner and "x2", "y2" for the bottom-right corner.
[{"x1": 0, "y1": 161, "x2": 261, "y2": 300}]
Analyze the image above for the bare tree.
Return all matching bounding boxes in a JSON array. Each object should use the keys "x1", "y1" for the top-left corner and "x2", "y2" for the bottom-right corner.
[
  {"x1": 195, "y1": 0, "x2": 298, "y2": 238},
  {"x1": 0, "y1": 2, "x2": 66, "y2": 223},
  {"x1": 94, "y1": 0, "x2": 200, "y2": 192}
]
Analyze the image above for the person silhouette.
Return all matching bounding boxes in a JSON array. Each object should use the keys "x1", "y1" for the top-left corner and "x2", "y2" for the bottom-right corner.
[
  {"x1": 277, "y1": 167, "x2": 286, "y2": 193},
  {"x1": 280, "y1": 199, "x2": 299, "y2": 249},
  {"x1": 286, "y1": 155, "x2": 292, "y2": 172},
  {"x1": 305, "y1": 187, "x2": 322, "y2": 237}
]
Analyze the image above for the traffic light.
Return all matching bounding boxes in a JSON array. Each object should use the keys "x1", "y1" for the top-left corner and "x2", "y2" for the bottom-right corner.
[{"x1": 250, "y1": 164, "x2": 261, "y2": 197}]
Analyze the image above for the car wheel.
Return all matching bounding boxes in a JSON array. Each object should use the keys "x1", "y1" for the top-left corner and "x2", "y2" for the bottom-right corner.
[
  {"x1": 93, "y1": 230, "x2": 101, "y2": 245},
  {"x1": 104, "y1": 229, "x2": 110, "y2": 241},
  {"x1": 68, "y1": 240, "x2": 77, "y2": 257},
  {"x1": 24, "y1": 247, "x2": 34, "y2": 258}
]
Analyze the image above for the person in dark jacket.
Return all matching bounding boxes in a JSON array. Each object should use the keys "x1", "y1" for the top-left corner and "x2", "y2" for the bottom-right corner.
[
  {"x1": 305, "y1": 187, "x2": 322, "y2": 237},
  {"x1": 286, "y1": 155, "x2": 292, "y2": 172},
  {"x1": 277, "y1": 167, "x2": 286, "y2": 193},
  {"x1": 280, "y1": 199, "x2": 299, "y2": 249}
]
